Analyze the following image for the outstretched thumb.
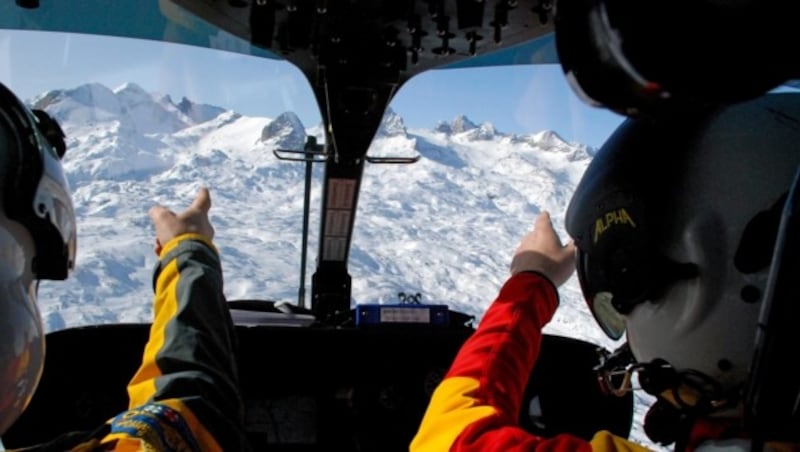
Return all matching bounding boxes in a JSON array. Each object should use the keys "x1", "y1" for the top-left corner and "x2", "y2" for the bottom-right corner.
[
  {"x1": 192, "y1": 187, "x2": 211, "y2": 213},
  {"x1": 536, "y1": 210, "x2": 552, "y2": 227}
]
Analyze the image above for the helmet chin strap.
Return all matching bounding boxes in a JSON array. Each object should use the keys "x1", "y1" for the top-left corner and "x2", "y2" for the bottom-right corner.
[{"x1": 595, "y1": 343, "x2": 744, "y2": 446}]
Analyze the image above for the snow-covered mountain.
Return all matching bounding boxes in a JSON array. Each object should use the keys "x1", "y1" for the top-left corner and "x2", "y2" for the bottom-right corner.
[
  {"x1": 29, "y1": 83, "x2": 661, "y2": 450},
  {"x1": 260, "y1": 111, "x2": 307, "y2": 150}
]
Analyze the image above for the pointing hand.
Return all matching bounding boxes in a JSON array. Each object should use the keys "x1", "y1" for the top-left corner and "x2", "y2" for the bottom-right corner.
[
  {"x1": 509, "y1": 211, "x2": 576, "y2": 287},
  {"x1": 149, "y1": 187, "x2": 215, "y2": 255}
]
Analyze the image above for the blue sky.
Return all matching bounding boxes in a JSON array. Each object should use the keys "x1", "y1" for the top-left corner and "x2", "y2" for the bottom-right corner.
[
  {"x1": 0, "y1": 29, "x2": 625, "y2": 148},
  {"x1": 392, "y1": 66, "x2": 626, "y2": 147}
]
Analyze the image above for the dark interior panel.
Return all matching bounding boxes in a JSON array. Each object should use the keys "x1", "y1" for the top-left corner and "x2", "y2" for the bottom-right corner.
[{"x1": 4, "y1": 315, "x2": 632, "y2": 450}]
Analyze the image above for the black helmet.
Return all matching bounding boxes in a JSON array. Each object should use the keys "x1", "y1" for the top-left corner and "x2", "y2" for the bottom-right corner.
[
  {"x1": 554, "y1": 0, "x2": 800, "y2": 118},
  {"x1": 566, "y1": 92, "x2": 800, "y2": 408},
  {"x1": 0, "y1": 81, "x2": 76, "y2": 433}
]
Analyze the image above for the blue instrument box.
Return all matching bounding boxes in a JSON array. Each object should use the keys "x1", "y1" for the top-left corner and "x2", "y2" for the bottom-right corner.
[{"x1": 355, "y1": 304, "x2": 450, "y2": 326}]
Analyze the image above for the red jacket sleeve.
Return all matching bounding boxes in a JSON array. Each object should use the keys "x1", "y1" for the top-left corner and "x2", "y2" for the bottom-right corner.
[{"x1": 411, "y1": 272, "x2": 646, "y2": 452}]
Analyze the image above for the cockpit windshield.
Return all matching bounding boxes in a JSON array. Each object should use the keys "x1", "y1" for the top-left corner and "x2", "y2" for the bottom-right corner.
[{"x1": 1, "y1": 27, "x2": 624, "y2": 340}]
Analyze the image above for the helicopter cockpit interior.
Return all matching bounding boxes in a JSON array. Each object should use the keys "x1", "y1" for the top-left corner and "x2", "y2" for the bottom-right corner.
[{"x1": 1, "y1": 1, "x2": 799, "y2": 450}]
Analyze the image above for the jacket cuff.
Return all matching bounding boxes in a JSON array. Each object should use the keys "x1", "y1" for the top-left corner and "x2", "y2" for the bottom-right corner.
[
  {"x1": 158, "y1": 233, "x2": 217, "y2": 259},
  {"x1": 500, "y1": 271, "x2": 560, "y2": 320}
]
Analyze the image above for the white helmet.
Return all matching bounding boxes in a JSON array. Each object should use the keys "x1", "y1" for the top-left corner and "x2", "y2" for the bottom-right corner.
[
  {"x1": 565, "y1": 92, "x2": 800, "y2": 421},
  {"x1": 0, "y1": 82, "x2": 76, "y2": 434}
]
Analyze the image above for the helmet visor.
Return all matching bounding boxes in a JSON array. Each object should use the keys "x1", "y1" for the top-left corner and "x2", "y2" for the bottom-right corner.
[
  {"x1": 31, "y1": 111, "x2": 76, "y2": 276},
  {"x1": 576, "y1": 247, "x2": 639, "y2": 340},
  {"x1": 577, "y1": 246, "x2": 698, "y2": 340}
]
